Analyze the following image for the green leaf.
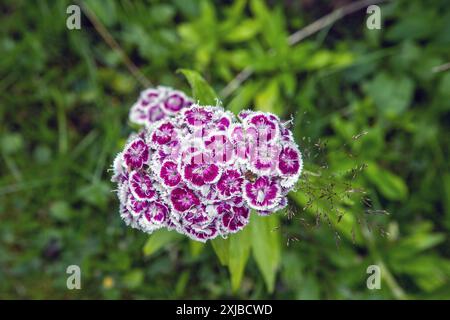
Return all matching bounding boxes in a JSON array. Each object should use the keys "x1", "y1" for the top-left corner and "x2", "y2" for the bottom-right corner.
[
  {"x1": 143, "y1": 229, "x2": 181, "y2": 257},
  {"x1": 122, "y1": 269, "x2": 144, "y2": 289},
  {"x1": 77, "y1": 181, "x2": 110, "y2": 209},
  {"x1": 227, "y1": 81, "x2": 262, "y2": 114},
  {"x1": 178, "y1": 69, "x2": 218, "y2": 105},
  {"x1": 228, "y1": 227, "x2": 251, "y2": 293},
  {"x1": 250, "y1": 0, "x2": 287, "y2": 51},
  {"x1": 189, "y1": 240, "x2": 205, "y2": 258},
  {"x1": 296, "y1": 274, "x2": 320, "y2": 300},
  {"x1": 174, "y1": 271, "x2": 190, "y2": 297},
  {"x1": 211, "y1": 237, "x2": 230, "y2": 266},
  {"x1": 85, "y1": 0, "x2": 118, "y2": 27},
  {"x1": 224, "y1": 19, "x2": 261, "y2": 43},
  {"x1": 304, "y1": 50, "x2": 333, "y2": 70},
  {"x1": 391, "y1": 255, "x2": 449, "y2": 292},
  {"x1": 250, "y1": 0, "x2": 270, "y2": 22},
  {"x1": 278, "y1": 72, "x2": 296, "y2": 97},
  {"x1": 255, "y1": 79, "x2": 281, "y2": 115},
  {"x1": 251, "y1": 213, "x2": 281, "y2": 293},
  {"x1": 364, "y1": 72, "x2": 414, "y2": 117},
  {"x1": 365, "y1": 162, "x2": 408, "y2": 200},
  {"x1": 388, "y1": 222, "x2": 445, "y2": 261},
  {"x1": 386, "y1": 7, "x2": 437, "y2": 41}
]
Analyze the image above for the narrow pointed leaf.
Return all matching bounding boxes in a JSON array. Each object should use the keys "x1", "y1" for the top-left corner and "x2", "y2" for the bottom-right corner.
[
  {"x1": 190, "y1": 240, "x2": 205, "y2": 258},
  {"x1": 211, "y1": 237, "x2": 230, "y2": 266},
  {"x1": 178, "y1": 69, "x2": 218, "y2": 105},
  {"x1": 251, "y1": 213, "x2": 281, "y2": 293},
  {"x1": 143, "y1": 229, "x2": 182, "y2": 257},
  {"x1": 228, "y1": 226, "x2": 251, "y2": 292}
]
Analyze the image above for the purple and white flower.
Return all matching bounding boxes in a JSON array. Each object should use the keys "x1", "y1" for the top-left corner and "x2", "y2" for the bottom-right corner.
[
  {"x1": 130, "y1": 86, "x2": 193, "y2": 126},
  {"x1": 129, "y1": 170, "x2": 157, "y2": 201},
  {"x1": 245, "y1": 113, "x2": 279, "y2": 143},
  {"x1": 217, "y1": 203, "x2": 249, "y2": 233},
  {"x1": 278, "y1": 144, "x2": 302, "y2": 176},
  {"x1": 217, "y1": 169, "x2": 243, "y2": 198},
  {"x1": 250, "y1": 143, "x2": 281, "y2": 174},
  {"x1": 123, "y1": 138, "x2": 149, "y2": 169},
  {"x1": 184, "y1": 107, "x2": 213, "y2": 127},
  {"x1": 139, "y1": 202, "x2": 168, "y2": 231},
  {"x1": 126, "y1": 194, "x2": 150, "y2": 216},
  {"x1": 163, "y1": 92, "x2": 188, "y2": 114},
  {"x1": 243, "y1": 176, "x2": 281, "y2": 210},
  {"x1": 182, "y1": 205, "x2": 214, "y2": 227},
  {"x1": 148, "y1": 104, "x2": 166, "y2": 122},
  {"x1": 204, "y1": 134, "x2": 234, "y2": 165},
  {"x1": 111, "y1": 152, "x2": 127, "y2": 183},
  {"x1": 140, "y1": 88, "x2": 163, "y2": 103},
  {"x1": 182, "y1": 220, "x2": 219, "y2": 242},
  {"x1": 170, "y1": 187, "x2": 200, "y2": 212},
  {"x1": 216, "y1": 114, "x2": 232, "y2": 131},
  {"x1": 114, "y1": 90, "x2": 303, "y2": 241},
  {"x1": 230, "y1": 124, "x2": 255, "y2": 161},
  {"x1": 159, "y1": 160, "x2": 181, "y2": 187},
  {"x1": 129, "y1": 103, "x2": 149, "y2": 125},
  {"x1": 151, "y1": 121, "x2": 176, "y2": 145}
]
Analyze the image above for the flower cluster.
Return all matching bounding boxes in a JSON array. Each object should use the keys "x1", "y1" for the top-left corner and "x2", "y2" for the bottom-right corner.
[
  {"x1": 111, "y1": 87, "x2": 302, "y2": 242},
  {"x1": 129, "y1": 86, "x2": 193, "y2": 126}
]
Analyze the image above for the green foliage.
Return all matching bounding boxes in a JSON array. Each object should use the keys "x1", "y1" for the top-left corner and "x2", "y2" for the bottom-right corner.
[
  {"x1": 143, "y1": 229, "x2": 182, "y2": 257},
  {"x1": 365, "y1": 162, "x2": 408, "y2": 201},
  {"x1": 211, "y1": 238, "x2": 230, "y2": 266},
  {"x1": 364, "y1": 72, "x2": 414, "y2": 117},
  {"x1": 1, "y1": 0, "x2": 449, "y2": 299},
  {"x1": 178, "y1": 69, "x2": 218, "y2": 105},
  {"x1": 250, "y1": 214, "x2": 281, "y2": 293},
  {"x1": 209, "y1": 213, "x2": 281, "y2": 292},
  {"x1": 228, "y1": 227, "x2": 252, "y2": 293}
]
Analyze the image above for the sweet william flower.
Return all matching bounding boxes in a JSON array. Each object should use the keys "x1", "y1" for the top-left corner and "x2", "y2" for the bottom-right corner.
[
  {"x1": 139, "y1": 202, "x2": 169, "y2": 232},
  {"x1": 246, "y1": 113, "x2": 279, "y2": 142},
  {"x1": 217, "y1": 202, "x2": 249, "y2": 234},
  {"x1": 204, "y1": 134, "x2": 234, "y2": 165},
  {"x1": 170, "y1": 187, "x2": 200, "y2": 212},
  {"x1": 216, "y1": 169, "x2": 243, "y2": 198},
  {"x1": 182, "y1": 220, "x2": 219, "y2": 242},
  {"x1": 159, "y1": 160, "x2": 181, "y2": 187},
  {"x1": 278, "y1": 144, "x2": 302, "y2": 176},
  {"x1": 123, "y1": 138, "x2": 149, "y2": 169},
  {"x1": 129, "y1": 170, "x2": 157, "y2": 201},
  {"x1": 184, "y1": 107, "x2": 213, "y2": 126},
  {"x1": 126, "y1": 195, "x2": 150, "y2": 216},
  {"x1": 130, "y1": 86, "x2": 193, "y2": 126},
  {"x1": 182, "y1": 152, "x2": 221, "y2": 188},
  {"x1": 249, "y1": 143, "x2": 281, "y2": 174},
  {"x1": 182, "y1": 204, "x2": 215, "y2": 227},
  {"x1": 163, "y1": 92, "x2": 191, "y2": 114},
  {"x1": 151, "y1": 121, "x2": 176, "y2": 145},
  {"x1": 111, "y1": 86, "x2": 303, "y2": 242},
  {"x1": 243, "y1": 176, "x2": 281, "y2": 210}
]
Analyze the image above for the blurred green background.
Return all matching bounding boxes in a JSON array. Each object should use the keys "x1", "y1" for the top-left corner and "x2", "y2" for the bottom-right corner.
[{"x1": 1, "y1": 0, "x2": 449, "y2": 299}]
